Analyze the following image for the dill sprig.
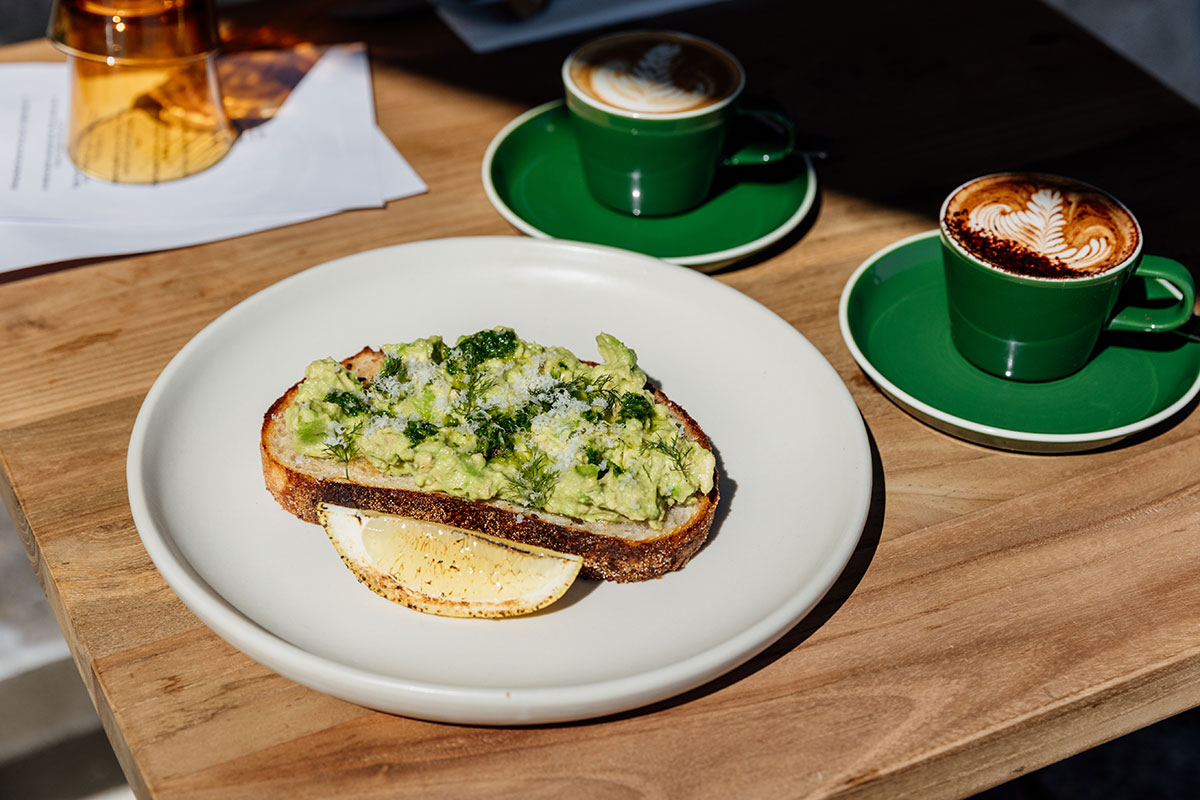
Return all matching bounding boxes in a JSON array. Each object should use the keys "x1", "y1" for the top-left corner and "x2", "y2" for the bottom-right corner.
[
  {"x1": 570, "y1": 374, "x2": 619, "y2": 419},
  {"x1": 529, "y1": 374, "x2": 619, "y2": 422},
  {"x1": 505, "y1": 453, "x2": 558, "y2": 509},
  {"x1": 641, "y1": 437, "x2": 690, "y2": 474},
  {"x1": 459, "y1": 371, "x2": 496, "y2": 414},
  {"x1": 322, "y1": 422, "x2": 363, "y2": 479}
]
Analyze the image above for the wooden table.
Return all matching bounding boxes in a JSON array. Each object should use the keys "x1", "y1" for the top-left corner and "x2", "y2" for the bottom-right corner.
[{"x1": 3, "y1": 1, "x2": 1199, "y2": 797}]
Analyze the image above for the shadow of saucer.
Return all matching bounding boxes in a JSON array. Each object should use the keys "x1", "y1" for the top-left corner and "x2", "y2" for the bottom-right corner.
[{"x1": 702, "y1": 172, "x2": 823, "y2": 276}]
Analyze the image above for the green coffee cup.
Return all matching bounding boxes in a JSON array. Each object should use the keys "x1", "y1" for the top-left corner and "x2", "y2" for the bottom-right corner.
[
  {"x1": 562, "y1": 30, "x2": 794, "y2": 217},
  {"x1": 939, "y1": 173, "x2": 1195, "y2": 382}
]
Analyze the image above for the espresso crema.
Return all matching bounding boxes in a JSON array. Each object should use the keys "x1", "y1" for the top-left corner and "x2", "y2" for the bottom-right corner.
[
  {"x1": 943, "y1": 173, "x2": 1140, "y2": 279},
  {"x1": 567, "y1": 32, "x2": 742, "y2": 115}
]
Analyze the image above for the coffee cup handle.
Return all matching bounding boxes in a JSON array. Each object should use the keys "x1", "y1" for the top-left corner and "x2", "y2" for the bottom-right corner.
[
  {"x1": 1107, "y1": 256, "x2": 1196, "y2": 333},
  {"x1": 723, "y1": 103, "x2": 796, "y2": 167}
]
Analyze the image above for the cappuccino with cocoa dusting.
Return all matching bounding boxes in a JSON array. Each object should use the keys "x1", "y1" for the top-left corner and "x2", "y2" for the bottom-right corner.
[
  {"x1": 942, "y1": 173, "x2": 1140, "y2": 279},
  {"x1": 566, "y1": 31, "x2": 743, "y2": 115}
]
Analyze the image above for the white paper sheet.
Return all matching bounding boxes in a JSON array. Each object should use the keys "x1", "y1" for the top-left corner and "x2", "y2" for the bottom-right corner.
[
  {"x1": 2, "y1": 45, "x2": 389, "y2": 222},
  {"x1": 0, "y1": 44, "x2": 427, "y2": 272},
  {"x1": 1, "y1": 127, "x2": 423, "y2": 271}
]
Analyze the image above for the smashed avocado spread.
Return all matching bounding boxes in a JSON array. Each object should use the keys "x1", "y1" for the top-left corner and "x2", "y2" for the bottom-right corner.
[{"x1": 284, "y1": 328, "x2": 716, "y2": 528}]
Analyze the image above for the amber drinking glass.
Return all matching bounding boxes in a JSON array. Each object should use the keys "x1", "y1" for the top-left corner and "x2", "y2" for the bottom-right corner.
[{"x1": 47, "y1": 0, "x2": 236, "y2": 183}]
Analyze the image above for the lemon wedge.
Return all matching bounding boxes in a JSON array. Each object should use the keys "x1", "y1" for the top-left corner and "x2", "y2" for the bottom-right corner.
[{"x1": 317, "y1": 504, "x2": 583, "y2": 618}]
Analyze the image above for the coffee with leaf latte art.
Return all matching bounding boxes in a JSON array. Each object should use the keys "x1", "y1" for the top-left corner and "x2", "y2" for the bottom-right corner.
[
  {"x1": 943, "y1": 174, "x2": 1140, "y2": 279},
  {"x1": 567, "y1": 32, "x2": 742, "y2": 114}
]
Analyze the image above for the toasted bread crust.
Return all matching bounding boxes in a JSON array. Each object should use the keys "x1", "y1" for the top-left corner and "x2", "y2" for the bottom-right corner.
[{"x1": 261, "y1": 348, "x2": 718, "y2": 582}]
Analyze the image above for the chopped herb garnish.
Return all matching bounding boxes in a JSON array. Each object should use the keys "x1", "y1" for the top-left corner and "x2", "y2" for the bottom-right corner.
[
  {"x1": 404, "y1": 419, "x2": 439, "y2": 445},
  {"x1": 618, "y1": 392, "x2": 654, "y2": 424},
  {"x1": 378, "y1": 356, "x2": 407, "y2": 381},
  {"x1": 583, "y1": 444, "x2": 614, "y2": 478},
  {"x1": 325, "y1": 390, "x2": 369, "y2": 417},
  {"x1": 445, "y1": 328, "x2": 519, "y2": 375},
  {"x1": 473, "y1": 404, "x2": 538, "y2": 459},
  {"x1": 474, "y1": 417, "x2": 515, "y2": 460}
]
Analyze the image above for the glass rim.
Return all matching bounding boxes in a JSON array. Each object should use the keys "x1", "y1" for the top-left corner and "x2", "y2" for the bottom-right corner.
[
  {"x1": 50, "y1": 40, "x2": 219, "y2": 65},
  {"x1": 46, "y1": 0, "x2": 221, "y2": 63}
]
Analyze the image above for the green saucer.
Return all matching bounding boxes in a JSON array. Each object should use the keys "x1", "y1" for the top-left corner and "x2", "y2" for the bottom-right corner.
[
  {"x1": 838, "y1": 231, "x2": 1200, "y2": 452},
  {"x1": 482, "y1": 101, "x2": 816, "y2": 270}
]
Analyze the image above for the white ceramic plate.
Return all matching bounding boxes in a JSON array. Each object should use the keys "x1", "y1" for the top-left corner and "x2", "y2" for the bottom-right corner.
[{"x1": 127, "y1": 237, "x2": 871, "y2": 725}]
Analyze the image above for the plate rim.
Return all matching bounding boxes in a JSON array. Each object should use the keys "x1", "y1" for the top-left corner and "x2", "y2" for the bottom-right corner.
[
  {"x1": 480, "y1": 100, "x2": 817, "y2": 268},
  {"x1": 838, "y1": 229, "x2": 1200, "y2": 451},
  {"x1": 127, "y1": 236, "x2": 872, "y2": 724}
]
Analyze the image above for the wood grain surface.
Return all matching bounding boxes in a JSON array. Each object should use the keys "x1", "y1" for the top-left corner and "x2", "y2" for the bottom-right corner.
[{"x1": 2, "y1": 1, "x2": 1199, "y2": 798}]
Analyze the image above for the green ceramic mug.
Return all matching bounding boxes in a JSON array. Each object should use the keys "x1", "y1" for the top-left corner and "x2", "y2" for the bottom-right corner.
[
  {"x1": 562, "y1": 30, "x2": 794, "y2": 217},
  {"x1": 939, "y1": 172, "x2": 1195, "y2": 382}
]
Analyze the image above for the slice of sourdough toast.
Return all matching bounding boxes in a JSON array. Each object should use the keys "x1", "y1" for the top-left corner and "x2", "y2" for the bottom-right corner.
[{"x1": 261, "y1": 347, "x2": 719, "y2": 582}]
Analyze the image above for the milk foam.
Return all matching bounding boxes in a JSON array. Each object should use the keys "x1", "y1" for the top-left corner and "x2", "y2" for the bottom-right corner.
[
  {"x1": 944, "y1": 173, "x2": 1139, "y2": 277},
  {"x1": 568, "y1": 32, "x2": 741, "y2": 115},
  {"x1": 969, "y1": 189, "x2": 1113, "y2": 271},
  {"x1": 588, "y1": 43, "x2": 719, "y2": 113}
]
